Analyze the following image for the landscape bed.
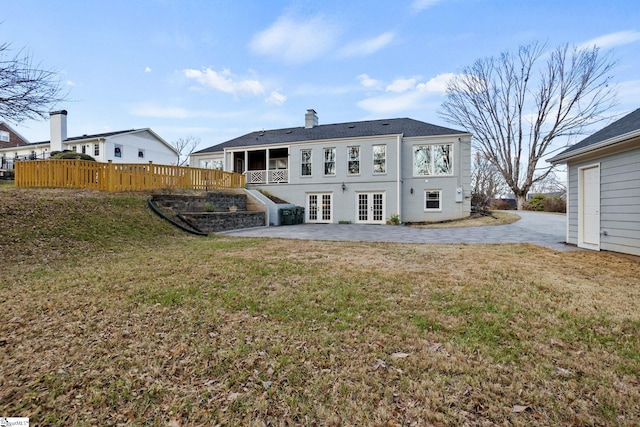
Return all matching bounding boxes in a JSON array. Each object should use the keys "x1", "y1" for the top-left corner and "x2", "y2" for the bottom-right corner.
[{"x1": 0, "y1": 186, "x2": 638, "y2": 426}]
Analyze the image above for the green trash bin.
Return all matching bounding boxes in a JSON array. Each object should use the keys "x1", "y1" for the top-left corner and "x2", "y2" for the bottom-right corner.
[
  {"x1": 295, "y1": 206, "x2": 305, "y2": 224},
  {"x1": 280, "y1": 208, "x2": 294, "y2": 225}
]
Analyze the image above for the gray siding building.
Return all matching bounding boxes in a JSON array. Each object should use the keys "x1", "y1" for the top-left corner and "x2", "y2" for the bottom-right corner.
[
  {"x1": 550, "y1": 108, "x2": 640, "y2": 255},
  {"x1": 192, "y1": 110, "x2": 472, "y2": 225}
]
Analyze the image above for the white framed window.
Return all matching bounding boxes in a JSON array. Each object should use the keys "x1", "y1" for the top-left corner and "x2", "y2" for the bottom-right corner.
[
  {"x1": 72, "y1": 146, "x2": 77, "y2": 152},
  {"x1": 347, "y1": 146, "x2": 360, "y2": 175},
  {"x1": 373, "y1": 144, "x2": 386, "y2": 174},
  {"x1": 94, "y1": 144, "x2": 100, "y2": 156},
  {"x1": 324, "y1": 147, "x2": 336, "y2": 175},
  {"x1": 0, "y1": 130, "x2": 9, "y2": 142},
  {"x1": 424, "y1": 190, "x2": 442, "y2": 211},
  {"x1": 301, "y1": 149, "x2": 312, "y2": 176},
  {"x1": 114, "y1": 144, "x2": 122, "y2": 158},
  {"x1": 414, "y1": 144, "x2": 453, "y2": 176},
  {"x1": 138, "y1": 149, "x2": 145, "y2": 159},
  {"x1": 81, "y1": 145, "x2": 86, "y2": 154}
]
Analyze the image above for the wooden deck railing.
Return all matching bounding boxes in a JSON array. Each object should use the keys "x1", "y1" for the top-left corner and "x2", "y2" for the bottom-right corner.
[{"x1": 14, "y1": 159, "x2": 246, "y2": 192}]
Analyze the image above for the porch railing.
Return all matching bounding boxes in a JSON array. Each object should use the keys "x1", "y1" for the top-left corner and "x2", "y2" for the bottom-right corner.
[{"x1": 246, "y1": 169, "x2": 288, "y2": 184}]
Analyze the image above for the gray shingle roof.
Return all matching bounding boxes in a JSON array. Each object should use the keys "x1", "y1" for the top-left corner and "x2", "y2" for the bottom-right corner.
[
  {"x1": 557, "y1": 108, "x2": 640, "y2": 156},
  {"x1": 194, "y1": 118, "x2": 467, "y2": 154}
]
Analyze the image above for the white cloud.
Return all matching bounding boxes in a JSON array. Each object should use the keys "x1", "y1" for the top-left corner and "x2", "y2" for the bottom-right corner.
[
  {"x1": 145, "y1": 66, "x2": 152, "y2": 73},
  {"x1": 183, "y1": 68, "x2": 264, "y2": 95},
  {"x1": 579, "y1": 30, "x2": 640, "y2": 49},
  {"x1": 358, "y1": 73, "x2": 458, "y2": 114},
  {"x1": 357, "y1": 74, "x2": 382, "y2": 89},
  {"x1": 249, "y1": 15, "x2": 341, "y2": 64},
  {"x1": 66, "y1": 80, "x2": 76, "y2": 87},
  {"x1": 265, "y1": 91, "x2": 287, "y2": 106},
  {"x1": 386, "y1": 77, "x2": 417, "y2": 93},
  {"x1": 416, "y1": 73, "x2": 455, "y2": 94},
  {"x1": 411, "y1": 0, "x2": 442, "y2": 12},
  {"x1": 340, "y1": 32, "x2": 395, "y2": 57}
]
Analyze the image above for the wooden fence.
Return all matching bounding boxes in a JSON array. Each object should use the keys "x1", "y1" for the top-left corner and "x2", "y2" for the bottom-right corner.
[{"x1": 15, "y1": 159, "x2": 246, "y2": 192}]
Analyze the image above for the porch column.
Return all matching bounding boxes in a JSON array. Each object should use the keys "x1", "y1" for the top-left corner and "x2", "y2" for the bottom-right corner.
[
  {"x1": 265, "y1": 149, "x2": 270, "y2": 183},
  {"x1": 244, "y1": 150, "x2": 248, "y2": 174}
]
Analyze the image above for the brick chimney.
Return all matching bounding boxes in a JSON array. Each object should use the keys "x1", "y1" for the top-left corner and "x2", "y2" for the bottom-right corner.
[
  {"x1": 305, "y1": 109, "x2": 318, "y2": 129},
  {"x1": 50, "y1": 110, "x2": 68, "y2": 152}
]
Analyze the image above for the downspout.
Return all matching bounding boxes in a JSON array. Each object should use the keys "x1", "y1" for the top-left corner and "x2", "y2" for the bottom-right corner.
[
  {"x1": 458, "y1": 137, "x2": 462, "y2": 218},
  {"x1": 397, "y1": 134, "x2": 402, "y2": 221}
]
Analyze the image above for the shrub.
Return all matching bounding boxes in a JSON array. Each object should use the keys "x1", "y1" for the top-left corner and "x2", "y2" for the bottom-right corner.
[
  {"x1": 542, "y1": 197, "x2": 566, "y2": 213},
  {"x1": 52, "y1": 152, "x2": 96, "y2": 161},
  {"x1": 491, "y1": 199, "x2": 515, "y2": 210},
  {"x1": 526, "y1": 194, "x2": 547, "y2": 211}
]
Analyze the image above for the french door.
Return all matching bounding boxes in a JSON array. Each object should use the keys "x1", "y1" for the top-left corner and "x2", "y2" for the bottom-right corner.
[
  {"x1": 356, "y1": 192, "x2": 385, "y2": 224},
  {"x1": 307, "y1": 193, "x2": 333, "y2": 223}
]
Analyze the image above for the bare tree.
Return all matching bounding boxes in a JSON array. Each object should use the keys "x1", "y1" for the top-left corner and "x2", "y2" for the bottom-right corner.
[
  {"x1": 529, "y1": 170, "x2": 566, "y2": 195},
  {"x1": 172, "y1": 136, "x2": 201, "y2": 166},
  {"x1": 441, "y1": 42, "x2": 616, "y2": 209},
  {"x1": 471, "y1": 151, "x2": 505, "y2": 211},
  {"x1": 0, "y1": 41, "x2": 66, "y2": 123}
]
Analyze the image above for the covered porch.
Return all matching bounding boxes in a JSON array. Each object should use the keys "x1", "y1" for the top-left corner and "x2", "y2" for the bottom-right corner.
[{"x1": 231, "y1": 147, "x2": 289, "y2": 184}]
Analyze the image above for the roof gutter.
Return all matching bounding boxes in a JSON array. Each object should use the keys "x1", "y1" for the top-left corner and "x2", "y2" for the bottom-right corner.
[{"x1": 549, "y1": 128, "x2": 640, "y2": 164}]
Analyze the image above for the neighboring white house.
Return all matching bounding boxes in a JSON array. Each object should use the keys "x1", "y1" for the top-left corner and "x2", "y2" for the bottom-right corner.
[
  {"x1": 0, "y1": 110, "x2": 179, "y2": 167},
  {"x1": 550, "y1": 108, "x2": 640, "y2": 256},
  {"x1": 191, "y1": 109, "x2": 472, "y2": 224}
]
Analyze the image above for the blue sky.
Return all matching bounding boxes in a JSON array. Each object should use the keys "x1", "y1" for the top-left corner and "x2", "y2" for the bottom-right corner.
[{"x1": 2, "y1": 0, "x2": 639, "y2": 155}]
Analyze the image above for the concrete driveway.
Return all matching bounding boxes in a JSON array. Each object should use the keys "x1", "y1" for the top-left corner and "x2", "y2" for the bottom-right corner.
[{"x1": 220, "y1": 211, "x2": 577, "y2": 252}]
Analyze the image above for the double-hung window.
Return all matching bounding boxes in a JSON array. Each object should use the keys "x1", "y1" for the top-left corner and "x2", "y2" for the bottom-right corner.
[
  {"x1": 347, "y1": 146, "x2": 360, "y2": 174},
  {"x1": 373, "y1": 144, "x2": 386, "y2": 174},
  {"x1": 94, "y1": 144, "x2": 100, "y2": 156},
  {"x1": 324, "y1": 148, "x2": 336, "y2": 175},
  {"x1": 425, "y1": 190, "x2": 442, "y2": 211},
  {"x1": 414, "y1": 144, "x2": 453, "y2": 176},
  {"x1": 301, "y1": 149, "x2": 312, "y2": 176},
  {"x1": 0, "y1": 130, "x2": 9, "y2": 142}
]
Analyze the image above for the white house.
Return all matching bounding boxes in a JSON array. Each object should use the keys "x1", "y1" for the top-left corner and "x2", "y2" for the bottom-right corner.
[
  {"x1": 191, "y1": 109, "x2": 472, "y2": 224},
  {"x1": 550, "y1": 108, "x2": 640, "y2": 256},
  {"x1": 0, "y1": 110, "x2": 179, "y2": 167}
]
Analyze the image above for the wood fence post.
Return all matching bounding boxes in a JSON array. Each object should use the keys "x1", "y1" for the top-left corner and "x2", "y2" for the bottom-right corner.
[
  {"x1": 107, "y1": 160, "x2": 113, "y2": 192},
  {"x1": 148, "y1": 161, "x2": 153, "y2": 191}
]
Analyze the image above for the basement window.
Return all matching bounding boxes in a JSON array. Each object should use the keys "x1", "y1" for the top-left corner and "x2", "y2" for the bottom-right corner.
[{"x1": 424, "y1": 190, "x2": 442, "y2": 211}]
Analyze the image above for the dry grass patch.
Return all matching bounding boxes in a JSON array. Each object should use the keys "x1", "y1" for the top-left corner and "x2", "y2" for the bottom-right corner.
[
  {"x1": 407, "y1": 210, "x2": 520, "y2": 228},
  {"x1": 0, "y1": 188, "x2": 638, "y2": 426}
]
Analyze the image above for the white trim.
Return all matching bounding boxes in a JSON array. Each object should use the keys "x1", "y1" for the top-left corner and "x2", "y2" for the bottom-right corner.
[
  {"x1": 355, "y1": 191, "x2": 386, "y2": 224},
  {"x1": 306, "y1": 192, "x2": 333, "y2": 223},
  {"x1": 424, "y1": 189, "x2": 443, "y2": 212},
  {"x1": 549, "y1": 129, "x2": 640, "y2": 163},
  {"x1": 577, "y1": 163, "x2": 600, "y2": 251}
]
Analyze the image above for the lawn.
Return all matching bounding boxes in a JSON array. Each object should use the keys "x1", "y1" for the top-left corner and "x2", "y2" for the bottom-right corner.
[{"x1": 1, "y1": 187, "x2": 638, "y2": 426}]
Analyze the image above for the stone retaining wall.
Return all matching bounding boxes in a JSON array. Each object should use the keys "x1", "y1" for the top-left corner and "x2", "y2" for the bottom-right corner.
[
  {"x1": 151, "y1": 192, "x2": 265, "y2": 232},
  {"x1": 182, "y1": 211, "x2": 265, "y2": 232}
]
